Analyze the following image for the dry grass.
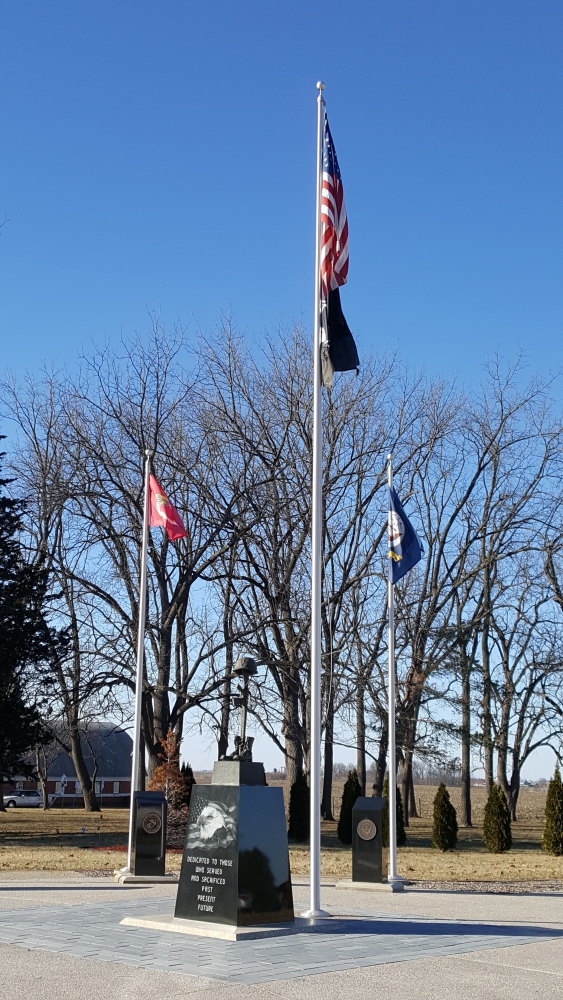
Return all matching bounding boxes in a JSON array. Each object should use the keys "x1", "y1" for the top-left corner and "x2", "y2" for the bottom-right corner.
[
  {"x1": 412, "y1": 784, "x2": 547, "y2": 826},
  {"x1": 0, "y1": 846, "x2": 184, "y2": 873},
  {"x1": 0, "y1": 807, "x2": 134, "y2": 872},
  {"x1": 1, "y1": 783, "x2": 561, "y2": 881}
]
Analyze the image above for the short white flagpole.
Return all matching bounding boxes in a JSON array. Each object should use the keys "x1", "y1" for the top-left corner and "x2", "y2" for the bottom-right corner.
[
  {"x1": 124, "y1": 449, "x2": 153, "y2": 873},
  {"x1": 302, "y1": 81, "x2": 329, "y2": 920},
  {"x1": 387, "y1": 452, "x2": 400, "y2": 883}
]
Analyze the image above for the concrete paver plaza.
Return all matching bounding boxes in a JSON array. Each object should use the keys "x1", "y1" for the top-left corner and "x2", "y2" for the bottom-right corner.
[{"x1": 0, "y1": 872, "x2": 561, "y2": 999}]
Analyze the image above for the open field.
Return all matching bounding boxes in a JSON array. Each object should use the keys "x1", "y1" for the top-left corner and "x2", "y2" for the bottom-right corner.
[{"x1": 1, "y1": 783, "x2": 561, "y2": 880}]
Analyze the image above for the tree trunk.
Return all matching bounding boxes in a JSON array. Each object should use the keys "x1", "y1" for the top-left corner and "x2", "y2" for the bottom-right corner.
[
  {"x1": 303, "y1": 668, "x2": 311, "y2": 779},
  {"x1": 285, "y1": 735, "x2": 303, "y2": 789},
  {"x1": 321, "y1": 688, "x2": 334, "y2": 819},
  {"x1": 408, "y1": 768, "x2": 418, "y2": 818},
  {"x1": 218, "y1": 548, "x2": 235, "y2": 759},
  {"x1": 509, "y1": 766, "x2": 520, "y2": 821},
  {"x1": 373, "y1": 720, "x2": 388, "y2": 796},
  {"x1": 38, "y1": 774, "x2": 50, "y2": 809},
  {"x1": 400, "y1": 752, "x2": 413, "y2": 827},
  {"x1": 459, "y1": 658, "x2": 472, "y2": 827},
  {"x1": 483, "y1": 689, "x2": 494, "y2": 795},
  {"x1": 144, "y1": 681, "x2": 160, "y2": 783},
  {"x1": 171, "y1": 602, "x2": 191, "y2": 747},
  {"x1": 284, "y1": 683, "x2": 303, "y2": 790},
  {"x1": 69, "y1": 727, "x2": 99, "y2": 812},
  {"x1": 152, "y1": 618, "x2": 173, "y2": 756},
  {"x1": 400, "y1": 703, "x2": 419, "y2": 827},
  {"x1": 496, "y1": 697, "x2": 512, "y2": 808},
  {"x1": 35, "y1": 749, "x2": 50, "y2": 810},
  {"x1": 481, "y1": 597, "x2": 494, "y2": 796},
  {"x1": 137, "y1": 726, "x2": 146, "y2": 792},
  {"x1": 356, "y1": 678, "x2": 366, "y2": 796},
  {"x1": 218, "y1": 656, "x2": 232, "y2": 760}
]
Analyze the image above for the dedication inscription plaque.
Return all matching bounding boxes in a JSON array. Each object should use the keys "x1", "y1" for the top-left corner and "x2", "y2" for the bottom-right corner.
[
  {"x1": 175, "y1": 781, "x2": 294, "y2": 926},
  {"x1": 175, "y1": 785, "x2": 239, "y2": 924}
]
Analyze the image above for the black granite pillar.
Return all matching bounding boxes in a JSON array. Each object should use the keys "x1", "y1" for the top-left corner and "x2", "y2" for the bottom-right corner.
[
  {"x1": 132, "y1": 790, "x2": 167, "y2": 877},
  {"x1": 175, "y1": 763, "x2": 294, "y2": 926},
  {"x1": 351, "y1": 795, "x2": 385, "y2": 883}
]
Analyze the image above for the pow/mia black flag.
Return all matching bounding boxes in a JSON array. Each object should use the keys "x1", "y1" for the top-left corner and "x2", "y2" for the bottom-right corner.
[{"x1": 321, "y1": 287, "x2": 360, "y2": 388}]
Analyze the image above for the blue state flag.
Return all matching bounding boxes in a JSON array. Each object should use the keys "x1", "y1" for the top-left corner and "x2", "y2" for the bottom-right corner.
[{"x1": 388, "y1": 487, "x2": 424, "y2": 585}]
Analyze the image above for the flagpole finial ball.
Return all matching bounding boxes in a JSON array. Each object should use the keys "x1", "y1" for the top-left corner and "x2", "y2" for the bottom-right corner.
[{"x1": 316, "y1": 81, "x2": 325, "y2": 91}]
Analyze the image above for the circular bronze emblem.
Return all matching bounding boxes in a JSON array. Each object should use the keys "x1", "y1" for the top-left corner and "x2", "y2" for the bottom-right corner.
[
  {"x1": 142, "y1": 811, "x2": 162, "y2": 835},
  {"x1": 357, "y1": 819, "x2": 377, "y2": 841}
]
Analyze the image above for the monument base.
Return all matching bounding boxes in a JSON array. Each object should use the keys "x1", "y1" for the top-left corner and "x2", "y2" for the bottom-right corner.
[
  {"x1": 114, "y1": 871, "x2": 178, "y2": 884},
  {"x1": 212, "y1": 760, "x2": 266, "y2": 786},
  {"x1": 120, "y1": 913, "x2": 331, "y2": 940},
  {"x1": 334, "y1": 878, "x2": 405, "y2": 893}
]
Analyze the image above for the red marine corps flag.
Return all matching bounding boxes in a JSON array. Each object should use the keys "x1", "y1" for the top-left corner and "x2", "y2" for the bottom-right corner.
[{"x1": 148, "y1": 474, "x2": 187, "y2": 541}]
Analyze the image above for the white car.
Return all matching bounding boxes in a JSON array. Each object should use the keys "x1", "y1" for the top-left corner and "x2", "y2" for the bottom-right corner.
[{"x1": 3, "y1": 790, "x2": 43, "y2": 808}]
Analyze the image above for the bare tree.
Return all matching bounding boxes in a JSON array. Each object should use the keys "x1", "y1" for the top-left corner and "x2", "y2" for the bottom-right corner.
[
  {"x1": 4, "y1": 325, "x2": 563, "y2": 813},
  {"x1": 394, "y1": 359, "x2": 561, "y2": 823},
  {"x1": 2, "y1": 327, "x2": 242, "y2": 782}
]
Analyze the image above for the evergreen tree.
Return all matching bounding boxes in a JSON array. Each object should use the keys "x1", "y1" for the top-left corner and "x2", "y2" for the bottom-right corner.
[
  {"x1": 483, "y1": 783, "x2": 512, "y2": 853},
  {"x1": 0, "y1": 445, "x2": 62, "y2": 809},
  {"x1": 337, "y1": 769, "x2": 362, "y2": 844},
  {"x1": 542, "y1": 767, "x2": 563, "y2": 856},
  {"x1": 288, "y1": 772, "x2": 309, "y2": 842},
  {"x1": 432, "y1": 782, "x2": 458, "y2": 851},
  {"x1": 382, "y1": 774, "x2": 407, "y2": 847}
]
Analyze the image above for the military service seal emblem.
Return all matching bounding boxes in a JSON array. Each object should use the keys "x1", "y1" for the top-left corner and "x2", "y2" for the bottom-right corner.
[
  {"x1": 357, "y1": 818, "x2": 376, "y2": 841},
  {"x1": 142, "y1": 812, "x2": 162, "y2": 835}
]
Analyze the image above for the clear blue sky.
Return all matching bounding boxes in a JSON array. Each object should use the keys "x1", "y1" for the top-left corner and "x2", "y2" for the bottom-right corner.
[
  {"x1": 2, "y1": 2, "x2": 562, "y2": 777},
  {"x1": 1, "y1": 0, "x2": 562, "y2": 389}
]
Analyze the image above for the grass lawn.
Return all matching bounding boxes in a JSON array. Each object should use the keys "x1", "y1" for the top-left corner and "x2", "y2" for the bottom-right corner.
[{"x1": 1, "y1": 782, "x2": 561, "y2": 881}]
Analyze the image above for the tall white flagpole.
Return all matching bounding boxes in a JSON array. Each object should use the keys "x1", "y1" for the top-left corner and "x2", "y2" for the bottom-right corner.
[
  {"x1": 387, "y1": 452, "x2": 400, "y2": 883},
  {"x1": 124, "y1": 448, "x2": 153, "y2": 873},
  {"x1": 303, "y1": 81, "x2": 328, "y2": 920}
]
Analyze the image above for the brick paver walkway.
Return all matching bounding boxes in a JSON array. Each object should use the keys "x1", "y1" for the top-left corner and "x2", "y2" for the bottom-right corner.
[{"x1": 0, "y1": 895, "x2": 561, "y2": 983}]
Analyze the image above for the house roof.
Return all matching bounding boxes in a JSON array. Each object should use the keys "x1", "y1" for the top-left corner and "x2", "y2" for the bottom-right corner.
[{"x1": 47, "y1": 724, "x2": 133, "y2": 779}]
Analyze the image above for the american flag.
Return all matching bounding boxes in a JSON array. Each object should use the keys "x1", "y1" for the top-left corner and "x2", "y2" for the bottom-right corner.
[{"x1": 320, "y1": 113, "x2": 349, "y2": 297}]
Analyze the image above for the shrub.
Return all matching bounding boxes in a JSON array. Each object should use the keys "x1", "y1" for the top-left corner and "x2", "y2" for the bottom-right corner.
[
  {"x1": 147, "y1": 730, "x2": 190, "y2": 847},
  {"x1": 337, "y1": 769, "x2": 362, "y2": 844},
  {"x1": 432, "y1": 783, "x2": 458, "y2": 851},
  {"x1": 542, "y1": 767, "x2": 563, "y2": 856},
  {"x1": 483, "y1": 783, "x2": 512, "y2": 853},
  {"x1": 288, "y1": 772, "x2": 309, "y2": 842},
  {"x1": 382, "y1": 774, "x2": 406, "y2": 847},
  {"x1": 147, "y1": 731, "x2": 185, "y2": 807}
]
